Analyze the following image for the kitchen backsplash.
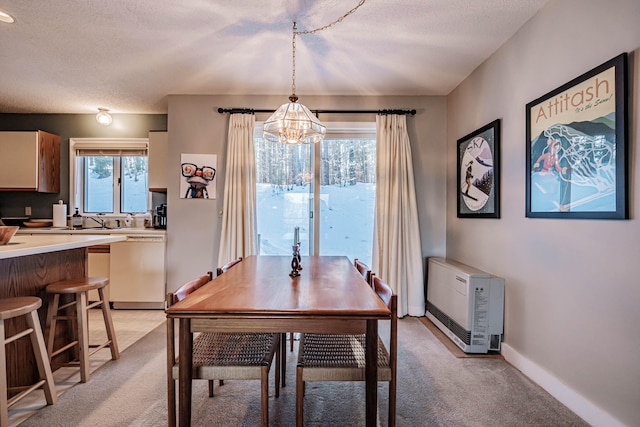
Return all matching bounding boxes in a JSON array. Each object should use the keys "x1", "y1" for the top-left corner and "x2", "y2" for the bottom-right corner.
[{"x1": 1, "y1": 190, "x2": 167, "y2": 223}]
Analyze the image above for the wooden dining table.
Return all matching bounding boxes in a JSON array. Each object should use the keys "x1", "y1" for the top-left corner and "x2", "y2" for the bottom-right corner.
[{"x1": 165, "y1": 255, "x2": 391, "y2": 426}]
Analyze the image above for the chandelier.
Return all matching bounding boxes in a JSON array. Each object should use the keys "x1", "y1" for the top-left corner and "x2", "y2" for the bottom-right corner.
[
  {"x1": 263, "y1": 22, "x2": 325, "y2": 145},
  {"x1": 263, "y1": 1, "x2": 366, "y2": 145}
]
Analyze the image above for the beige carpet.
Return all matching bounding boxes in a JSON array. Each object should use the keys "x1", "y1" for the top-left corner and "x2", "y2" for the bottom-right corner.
[
  {"x1": 9, "y1": 309, "x2": 165, "y2": 427},
  {"x1": 19, "y1": 316, "x2": 589, "y2": 426}
]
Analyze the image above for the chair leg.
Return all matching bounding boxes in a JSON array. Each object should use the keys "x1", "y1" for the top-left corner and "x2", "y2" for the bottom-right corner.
[
  {"x1": 77, "y1": 292, "x2": 90, "y2": 383},
  {"x1": 289, "y1": 332, "x2": 294, "y2": 351},
  {"x1": 166, "y1": 319, "x2": 176, "y2": 427},
  {"x1": 296, "y1": 367, "x2": 304, "y2": 427},
  {"x1": 0, "y1": 320, "x2": 8, "y2": 427},
  {"x1": 208, "y1": 380, "x2": 214, "y2": 397},
  {"x1": 26, "y1": 310, "x2": 57, "y2": 405},
  {"x1": 168, "y1": 380, "x2": 176, "y2": 427},
  {"x1": 98, "y1": 288, "x2": 119, "y2": 360},
  {"x1": 274, "y1": 335, "x2": 280, "y2": 398},
  {"x1": 261, "y1": 365, "x2": 269, "y2": 427}
]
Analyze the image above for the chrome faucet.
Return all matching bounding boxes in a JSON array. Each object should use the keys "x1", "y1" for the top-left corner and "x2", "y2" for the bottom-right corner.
[{"x1": 85, "y1": 215, "x2": 107, "y2": 229}]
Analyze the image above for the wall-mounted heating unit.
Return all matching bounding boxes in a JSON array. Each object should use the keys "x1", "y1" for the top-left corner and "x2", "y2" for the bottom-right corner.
[{"x1": 426, "y1": 257, "x2": 504, "y2": 353}]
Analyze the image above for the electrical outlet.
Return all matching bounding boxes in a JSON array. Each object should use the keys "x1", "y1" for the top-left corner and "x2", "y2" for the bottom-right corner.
[{"x1": 25, "y1": 206, "x2": 31, "y2": 216}]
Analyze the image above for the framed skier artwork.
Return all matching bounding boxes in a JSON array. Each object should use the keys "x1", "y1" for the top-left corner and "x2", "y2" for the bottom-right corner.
[
  {"x1": 457, "y1": 119, "x2": 500, "y2": 218},
  {"x1": 525, "y1": 53, "x2": 628, "y2": 219}
]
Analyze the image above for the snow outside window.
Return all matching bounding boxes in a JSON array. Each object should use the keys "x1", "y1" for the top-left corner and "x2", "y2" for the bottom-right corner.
[
  {"x1": 254, "y1": 122, "x2": 376, "y2": 266},
  {"x1": 69, "y1": 138, "x2": 149, "y2": 215}
]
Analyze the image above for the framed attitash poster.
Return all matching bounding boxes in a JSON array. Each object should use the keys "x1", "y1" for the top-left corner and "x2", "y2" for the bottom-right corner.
[
  {"x1": 526, "y1": 53, "x2": 628, "y2": 219},
  {"x1": 457, "y1": 119, "x2": 500, "y2": 218}
]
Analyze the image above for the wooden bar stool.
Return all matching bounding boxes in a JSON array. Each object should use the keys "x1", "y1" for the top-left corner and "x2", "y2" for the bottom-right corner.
[
  {"x1": 0, "y1": 297, "x2": 57, "y2": 426},
  {"x1": 44, "y1": 277, "x2": 119, "y2": 383}
]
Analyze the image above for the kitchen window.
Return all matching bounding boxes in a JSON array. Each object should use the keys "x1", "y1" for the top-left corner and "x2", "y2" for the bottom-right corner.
[
  {"x1": 254, "y1": 122, "x2": 376, "y2": 266},
  {"x1": 69, "y1": 138, "x2": 149, "y2": 215}
]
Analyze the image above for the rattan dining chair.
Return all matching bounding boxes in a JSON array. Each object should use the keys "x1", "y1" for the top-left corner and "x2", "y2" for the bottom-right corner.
[
  {"x1": 295, "y1": 275, "x2": 397, "y2": 427},
  {"x1": 354, "y1": 258, "x2": 373, "y2": 285},
  {"x1": 216, "y1": 256, "x2": 243, "y2": 276},
  {"x1": 166, "y1": 271, "x2": 281, "y2": 427}
]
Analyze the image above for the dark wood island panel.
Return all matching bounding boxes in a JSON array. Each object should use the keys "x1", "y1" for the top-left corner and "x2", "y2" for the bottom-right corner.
[{"x1": 0, "y1": 248, "x2": 87, "y2": 389}]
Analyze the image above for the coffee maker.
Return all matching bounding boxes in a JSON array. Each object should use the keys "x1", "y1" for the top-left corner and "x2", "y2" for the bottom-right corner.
[{"x1": 153, "y1": 204, "x2": 167, "y2": 229}]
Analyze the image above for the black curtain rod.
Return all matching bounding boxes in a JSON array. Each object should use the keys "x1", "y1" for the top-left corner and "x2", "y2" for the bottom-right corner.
[{"x1": 217, "y1": 107, "x2": 416, "y2": 116}]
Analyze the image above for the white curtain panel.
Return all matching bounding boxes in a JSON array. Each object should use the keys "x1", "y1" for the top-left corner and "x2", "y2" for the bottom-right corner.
[
  {"x1": 217, "y1": 113, "x2": 258, "y2": 267},
  {"x1": 373, "y1": 114, "x2": 425, "y2": 317}
]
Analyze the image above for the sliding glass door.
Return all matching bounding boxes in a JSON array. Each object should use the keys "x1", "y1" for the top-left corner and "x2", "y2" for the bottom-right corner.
[{"x1": 255, "y1": 123, "x2": 375, "y2": 265}]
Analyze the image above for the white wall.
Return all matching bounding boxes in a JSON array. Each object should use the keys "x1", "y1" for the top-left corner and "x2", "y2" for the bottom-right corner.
[
  {"x1": 446, "y1": 0, "x2": 640, "y2": 425},
  {"x1": 166, "y1": 94, "x2": 447, "y2": 296}
]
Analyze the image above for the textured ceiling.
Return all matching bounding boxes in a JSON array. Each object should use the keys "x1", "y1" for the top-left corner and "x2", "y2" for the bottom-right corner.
[{"x1": 0, "y1": 0, "x2": 550, "y2": 114}]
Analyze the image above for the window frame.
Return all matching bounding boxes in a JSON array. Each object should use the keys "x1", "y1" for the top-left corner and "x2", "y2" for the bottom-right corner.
[{"x1": 69, "y1": 138, "x2": 150, "y2": 216}]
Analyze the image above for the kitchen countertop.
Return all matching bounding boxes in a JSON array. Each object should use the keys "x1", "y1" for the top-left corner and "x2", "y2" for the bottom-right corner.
[
  {"x1": 16, "y1": 227, "x2": 166, "y2": 236},
  {"x1": 0, "y1": 234, "x2": 127, "y2": 260}
]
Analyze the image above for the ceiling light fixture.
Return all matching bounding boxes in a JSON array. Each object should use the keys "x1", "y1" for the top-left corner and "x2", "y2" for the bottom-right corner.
[
  {"x1": 263, "y1": 0, "x2": 366, "y2": 145},
  {"x1": 96, "y1": 108, "x2": 112, "y2": 126},
  {"x1": 0, "y1": 8, "x2": 15, "y2": 23},
  {"x1": 263, "y1": 22, "x2": 325, "y2": 145}
]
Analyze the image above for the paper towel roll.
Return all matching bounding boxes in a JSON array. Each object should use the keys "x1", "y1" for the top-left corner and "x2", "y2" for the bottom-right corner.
[{"x1": 53, "y1": 203, "x2": 67, "y2": 227}]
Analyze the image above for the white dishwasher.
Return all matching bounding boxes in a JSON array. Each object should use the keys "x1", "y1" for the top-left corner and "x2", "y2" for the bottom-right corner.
[{"x1": 109, "y1": 234, "x2": 166, "y2": 309}]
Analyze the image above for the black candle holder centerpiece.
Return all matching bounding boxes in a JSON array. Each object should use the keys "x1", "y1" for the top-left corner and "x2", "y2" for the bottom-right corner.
[{"x1": 290, "y1": 243, "x2": 301, "y2": 277}]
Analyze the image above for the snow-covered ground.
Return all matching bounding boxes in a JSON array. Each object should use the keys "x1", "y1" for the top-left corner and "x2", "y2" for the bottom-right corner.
[
  {"x1": 256, "y1": 182, "x2": 375, "y2": 266},
  {"x1": 86, "y1": 171, "x2": 148, "y2": 213},
  {"x1": 86, "y1": 164, "x2": 375, "y2": 266}
]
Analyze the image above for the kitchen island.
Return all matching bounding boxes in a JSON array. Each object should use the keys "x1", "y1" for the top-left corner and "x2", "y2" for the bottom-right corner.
[
  {"x1": 0, "y1": 233, "x2": 127, "y2": 259},
  {"x1": 15, "y1": 227, "x2": 165, "y2": 236},
  {"x1": 0, "y1": 234, "x2": 126, "y2": 390},
  {"x1": 16, "y1": 228, "x2": 168, "y2": 309}
]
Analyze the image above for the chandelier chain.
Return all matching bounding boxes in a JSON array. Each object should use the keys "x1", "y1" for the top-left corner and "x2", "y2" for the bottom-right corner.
[
  {"x1": 294, "y1": 0, "x2": 366, "y2": 35},
  {"x1": 291, "y1": 23, "x2": 297, "y2": 96},
  {"x1": 267, "y1": 0, "x2": 367, "y2": 143},
  {"x1": 290, "y1": 0, "x2": 366, "y2": 97}
]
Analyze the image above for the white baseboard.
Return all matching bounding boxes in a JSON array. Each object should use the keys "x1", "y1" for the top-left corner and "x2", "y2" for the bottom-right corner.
[{"x1": 501, "y1": 343, "x2": 625, "y2": 427}]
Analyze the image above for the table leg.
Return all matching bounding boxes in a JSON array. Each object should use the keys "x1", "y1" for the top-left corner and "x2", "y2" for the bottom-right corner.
[
  {"x1": 365, "y1": 319, "x2": 378, "y2": 427},
  {"x1": 178, "y1": 318, "x2": 193, "y2": 427}
]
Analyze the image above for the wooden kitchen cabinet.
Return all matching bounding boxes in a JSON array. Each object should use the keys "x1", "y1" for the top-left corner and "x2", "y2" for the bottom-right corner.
[
  {"x1": 148, "y1": 130, "x2": 168, "y2": 192},
  {"x1": 0, "y1": 130, "x2": 60, "y2": 192}
]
